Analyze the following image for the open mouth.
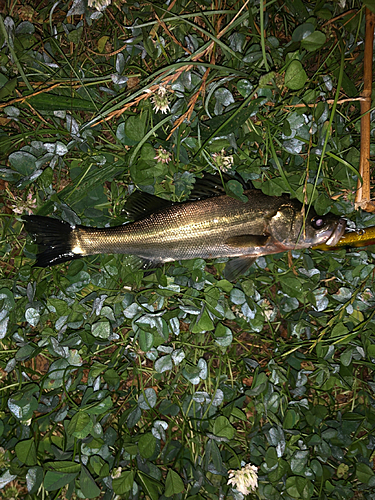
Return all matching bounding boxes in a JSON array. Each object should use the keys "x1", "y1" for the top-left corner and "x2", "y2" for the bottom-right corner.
[{"x1": 325, "y1": 218, "x2": 347, "y2": 246}]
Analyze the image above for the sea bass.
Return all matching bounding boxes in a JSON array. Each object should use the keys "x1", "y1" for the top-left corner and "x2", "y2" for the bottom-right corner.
[{"x1": 22, "y1": 176, "x2": 346, "y2": 280}]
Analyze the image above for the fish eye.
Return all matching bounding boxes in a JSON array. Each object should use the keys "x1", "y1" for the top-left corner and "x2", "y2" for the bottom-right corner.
[{"x1": 311, "y1": 216, "x2": 326, "y2": 229}]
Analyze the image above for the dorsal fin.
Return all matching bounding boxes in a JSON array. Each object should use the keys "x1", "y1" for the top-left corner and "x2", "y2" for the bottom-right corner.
[
  {"x1": 124, "y1": 174, "x2": 252, "y2": 221},
  {"x1": 124, "y1": 191, "x2": 173, "y2": 221},
  {"x1": 188, "y1": 173, "x2": 252, "y2": 201}
]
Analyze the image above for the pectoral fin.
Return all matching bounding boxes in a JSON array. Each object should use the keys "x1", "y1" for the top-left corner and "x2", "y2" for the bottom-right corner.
[
  {"x1": 225, "y1": 234, "x2": 269, "y2": 248},
  {"x1": 223, "y1": 256, "x2": 257, "y2": 281}
]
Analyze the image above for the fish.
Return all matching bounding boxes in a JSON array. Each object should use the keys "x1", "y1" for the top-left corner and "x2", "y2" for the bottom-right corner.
[{"x1": 22, "y1": 175, "x2": 346, "y2": 280}]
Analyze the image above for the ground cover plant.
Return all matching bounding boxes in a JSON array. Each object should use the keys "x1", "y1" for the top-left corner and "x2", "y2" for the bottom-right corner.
[{"x1": 1, "y1": 0, "x2": 375, "y2": 498}]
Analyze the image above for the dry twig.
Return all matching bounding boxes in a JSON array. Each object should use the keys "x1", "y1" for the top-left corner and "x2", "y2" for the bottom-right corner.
[{"x1": 355, "y1": 7, "x2": 375, "y2": 211}]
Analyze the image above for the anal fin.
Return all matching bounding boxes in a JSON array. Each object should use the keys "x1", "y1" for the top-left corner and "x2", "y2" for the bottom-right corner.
[{"x1": 223, "y1": 256, "x2": 257, "y2": 281}]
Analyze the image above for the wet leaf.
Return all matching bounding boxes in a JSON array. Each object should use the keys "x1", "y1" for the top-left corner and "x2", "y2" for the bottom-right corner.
[
  {"x1": 285, "y1": 60, "x2": 307, "y2": 90},
  {"x1": 15, "y1": 439, "x2": 37, "y2": 466},
  {"x1": 112, "y1": 470, "x2": 135, "y2": 495},
  {"x1": 165, "y1": 469, "x2": 184, "y2": 496}
]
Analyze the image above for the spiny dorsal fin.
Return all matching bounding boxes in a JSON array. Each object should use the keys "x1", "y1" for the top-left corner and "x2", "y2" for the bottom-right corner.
[
  {"x1": 124, "y1": 191, "x2": 174, "y2": 221},
  {"x1": 188, "y1": 173, "x2": 252, "y2": 201},
  {"x1": 125, "y1": 173, "x2": 252, "y2": 221}
]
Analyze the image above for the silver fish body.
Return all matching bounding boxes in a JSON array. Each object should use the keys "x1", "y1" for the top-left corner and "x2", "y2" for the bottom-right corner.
[
  {"x1": 23, "y1": 185, "x2": 346, "y2": 279},
  {"x1": 72, "y1": 190, "x2": 344, "y2": 259}
]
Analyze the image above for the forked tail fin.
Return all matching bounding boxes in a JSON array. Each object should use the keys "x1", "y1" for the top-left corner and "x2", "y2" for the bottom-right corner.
[{"x1": 23, "y1": 215, "x2": 82, "y2": 267}]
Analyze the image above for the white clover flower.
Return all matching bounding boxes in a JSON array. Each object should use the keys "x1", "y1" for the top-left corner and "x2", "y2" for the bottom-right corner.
[
  {"x1": 211, "y1": 149, "x2": 234, "y2": 172},
  {"x1": 88, "y1": 0, "x2": 112, "y2": 11},
  {"x1": 151, "y1": 85, "x2": 170, "y2": 114},
  {"x1": 111, "y1": 467, "x2": 122, "y2": 479},
  {"x1": 227, "y1": 463, "x2": 258, "y2": 495},
  {"x1": 154, "y1": 147, "x2": 171, "y2": 164},
  {"x1": 258, "y1": 298, "x2": 276, "y2": 321},
  {"x1": 11, "y1": 192, "x2": 37, "y2": 215}
]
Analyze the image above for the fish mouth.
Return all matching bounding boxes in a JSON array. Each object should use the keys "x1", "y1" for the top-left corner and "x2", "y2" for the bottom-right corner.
[{"x1": 325, "y1": 218, "x2": 347, "y2": 246}]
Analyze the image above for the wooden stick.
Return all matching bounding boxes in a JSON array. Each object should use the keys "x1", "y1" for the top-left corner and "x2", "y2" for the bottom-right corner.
[{"x1": 355, "y1": 7, "x2": 375, "y2": 211}]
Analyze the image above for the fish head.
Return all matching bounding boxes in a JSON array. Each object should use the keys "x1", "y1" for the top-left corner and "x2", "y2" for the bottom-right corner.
[{"x1": 268, "y1": 203, "x2": 347, "y2": 249}]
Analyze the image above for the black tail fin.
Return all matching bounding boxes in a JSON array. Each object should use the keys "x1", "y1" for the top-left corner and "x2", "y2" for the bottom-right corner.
[{"x1": 22, "y1": 215, "x2": 81, "y2": 267}]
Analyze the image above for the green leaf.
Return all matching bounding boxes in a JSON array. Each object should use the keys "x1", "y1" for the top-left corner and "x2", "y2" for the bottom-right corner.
[
  {"x1": 8, "y1": 392, "x2": 38, "y2": 422},
  {"x1": 291, "y1": 450, "x2": 309, "y2": 474},
  {"x1": 284, "y1": 0, "x2": 308, "y2": 20},
  {"x1": 127, "y1": 407, "x2": 141, "y2": 428},
  {"x1": 67, "y1": 412, "x2": 93, "y2": 439},
  {"x1": 292, "y1": 23, "x2": 315, "y2": 42},
  {"x1": 356, "y1": 463, "x2": 375, "y2": 484},
  {"x1": 0, "y1": 76, "x2": 17, "y2": 98},
  {"x1": 363, "y1": 0, "x2": 375, "y2": 13},
  {"x1": 26, "y1": 467, "x2": 44, "y2": 494},
  {"x1": 137, "y1": 471, "x2": 163, "y2": 500},
  {"x1": 216, "y1": 279, "x2": 233, "y2": 293},
  {"x1": 125, "y1": 114, "x2": 147, "y2": 142},
  {"x1": 103, "y1": 368, "x2": 120, "y2": 388},
  {"x1": 286, "y1": 476, "x2": 313, "y2": 499},
  {"x1": 215, "y1": 88, "x2": 234, "y2": 107},
  {"x1": 80, "y1": 466, "x2": 100, "y2": 499},
  {"x1": 91, "y1": 320, "x2": 111, "y2": 339},
  {"x1": 44, "y1": 471, "x2": 79, "y2": 491},
  {"x1": 230, "y1": 288, "x2": 246, "y2": 305},
  {"x1": 67, "y1": 26, "x2": 83, "y2": 44},
  {"x1": 9, "y1": 151, "x2": 37, "y2": 176},
  {"x1": 15, "y1": 439, "x2": 37, "y2": 466},
  {"x1": 165, "y1": 469, "x2": 184, "y2": 497},
  {"x1": 140, "y1": 143, "x2": 157, "y2": 161},
  {"x1": 90, "y1": 456, "x2": 110, "y2": 478},
  {"x1": 192, "y1": 308, "x2": 214, "y2": 333},
  {"x1": 139, "y1": 329, "x2": 154, "y2": 351},
  {"x1": 85, "y1": 395, "x2": 112, "y2": 415},
  {"x1": 112, "y1": 470, "x2": 135, "y2": 495},
  {"x1": 314, "y1": 193, "x2": 333, "y2": 214},
  {"x1": 285, "y1": 60, "x2": 307, "y2": 90},
  {"x1": 330, "y1": 322, "x2": 349, "y2": 338},
  {"x1": 284, "y1": 409, "x2": 300, "y2": 429},
  {"x1": 25, "y1": 93, "x2": 97, "y2": 112},
  {"x1": 281, "y1": 276, "x2": 302, "y2": 298},
  {"x1": 138, "y1": 433, "x2": 157, "y2": 459},
  {"x1": 237, "y1": 79, "x2": 253, "y2": 98},
  {"x1": 46, "y1": 461, "x2": 81, "y2": 473},
  {"x1": 0, "y1": 288, "x2": 15, "y2": 322},
  {"x1": 201, "y1": 100, "x2": 261, "y2": 140},
  {"x1": 214, "y1": 323, "x2": 233, "y2": 347},
  {"x1": 340, "y1": 348, "x2": 353, "y2": 367},
  {"x1": 212, "y1": 416, "x2": 234, "y2": 440},
  {"x1": 295, "y1": 184, "x2": 318, "y2": 204},
  {"x1": 259, "y1": 177, "x2": 288, "y2": 197},
  {"x1": 97, "y1": 35, "x2": 109, "y2": 53},
  {"x1": 182, "y1": 364, "x2": 201, "y2": 385},
  {"x1": 226, "y1": 180, "x2": 248, "y2": 202},
  {"x1": 301, "y1": 31, "x2": 326, "y2": 51},
  {"x1": 116, "y1": 122, "x2": 139, "y2": 146},
  {"x1": 155, "y1": 354, "x2": 173, "y2": 374},
  {"x1": 138, "y1": 388, "x2": 157, "y2": 410},
  {"x1": 209, "y1": 439, "x2": 223, "y2": 472},
  {"x1": 15, "y1": 344, "x2": 35, "y2": 361},
  {"x1": 246, "y1": 371, "x2": 268, "y2": 396}
]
